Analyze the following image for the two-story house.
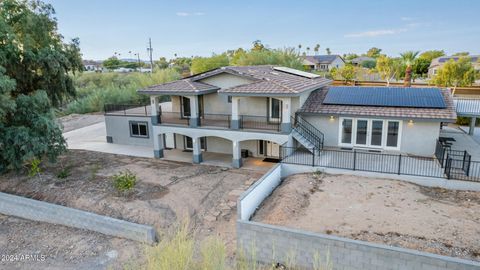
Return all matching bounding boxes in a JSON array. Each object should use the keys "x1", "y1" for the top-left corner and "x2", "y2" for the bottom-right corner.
[{"x1": 104, "y1": 65, "x2": 456, "y2": 169}]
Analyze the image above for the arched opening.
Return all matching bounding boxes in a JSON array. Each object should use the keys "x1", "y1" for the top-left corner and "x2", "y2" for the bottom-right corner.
[{"x1": 237, "y1": 139, "x2": 283, "y2": 170}]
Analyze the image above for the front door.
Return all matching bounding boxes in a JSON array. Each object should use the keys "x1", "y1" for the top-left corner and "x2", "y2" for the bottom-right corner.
[
  {"x1": 184, "y1": 136, "x2": 206, "y2": 150},
  {"x1": 181, "y1": 96, "x2": 191, "y2": 118},
  {"x1": 258, "y1": 140, "x2": 280, "y2": 158}
]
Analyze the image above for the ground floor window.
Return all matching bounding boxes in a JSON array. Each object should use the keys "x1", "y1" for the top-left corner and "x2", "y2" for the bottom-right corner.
[
  {"x1": 184, "y1": 136, "x2": 206, "y2": 150},
  {"x1": 129, "y1": 121, "x2": 148, "y2": 138},
  {"x1": 339, "y1": 118, "x2": 401, "y2": 150}
]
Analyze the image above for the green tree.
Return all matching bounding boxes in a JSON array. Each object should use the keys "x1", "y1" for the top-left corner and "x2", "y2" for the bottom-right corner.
[
  {"x1": 418, "y1": 50, "x2": 445, "y2": 62},
  {"x1": 231, "y1": 48, "x2": 303, "y2": 69},
  {"x1": 252, "y1": 40, "x2": 265, "y2": 51},
  {"x1": 190, "y1": 54, "x2": 230, "y2": 74},
  {"x1": 453, "y1": 52, "x2": 469, "y2": 56},
  {"x1": 326, "y1": 48, "x2": 331, "y2": 55},
  {"x1": 375, "y1": 55, "x2": 402, "y2": 86},
  {"x1": 431, "y1": 57, "x2": 476, "y2": 94},
  {"x1": 366, "y1": 47, "x2": 382, "y2": 58},
  {"x1": 155, "y1": 57, "x2": 169, "y2": 69},
  {"x1": 332, "y1": 64, "x2": 356, "y2": 83},
  {"x1": 102, "y1": 57, "x2": 121, "y2": 70},
  {"x1": 400, "y1": 51, "x2": 419, "y2": 86},
  {"x1": 361, "y1": 60, "x2": 376, "y2": 69},
  {"x1": 343, "y1": 53, "x2": 359, "y2": 61},
  {"x1": 412, "y1": 58, "x2": 431, "y2": 78},
  {"x1": 0, "y1": 0, "x2": 82, "y2": 172}
]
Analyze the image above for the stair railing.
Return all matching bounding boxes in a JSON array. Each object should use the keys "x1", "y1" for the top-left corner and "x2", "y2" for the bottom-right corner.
[{"x1": 291, "y1": 114, "x2": 324, "y2": 150}]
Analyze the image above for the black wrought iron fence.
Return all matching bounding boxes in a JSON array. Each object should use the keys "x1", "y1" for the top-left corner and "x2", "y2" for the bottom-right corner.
[
  {"x1": 280, "y1": 146, "x2": 479, "y2": 182},
  {"x1": 104, "y1": 103, "x2": 150, "y2": 116},
  {"x1": 240, "y1": 115, "x2": 281, "y2": 131},
  {"x1": 200, "y1": 114, "x2": 231, "y2": 128}
]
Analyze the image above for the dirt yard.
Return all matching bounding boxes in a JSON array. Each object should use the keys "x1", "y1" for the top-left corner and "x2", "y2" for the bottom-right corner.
[
  {"x1": 58, "y1": 113, "x2": 104, "y2": 132},
  {"x1": 253, "y1": 172, "x2": 480, "y2": 262},
  {"x1": 0, "y1": 150, "x2": 263, "y2": 269}
]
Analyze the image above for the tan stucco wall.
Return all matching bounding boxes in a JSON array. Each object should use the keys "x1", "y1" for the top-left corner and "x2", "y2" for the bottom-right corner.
[{"x1": 302, "y1": 115, "x2": 441, "y2": 156}]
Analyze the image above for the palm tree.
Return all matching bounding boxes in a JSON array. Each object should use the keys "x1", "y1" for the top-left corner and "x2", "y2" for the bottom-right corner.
[
  {"x1": 306, "y1": 47, "x2": 310, "y2": 55},
  {"x1": 314, "y1": 44, "x2": 320, "y2": 55},
  {"x1": 326, "y1": 48, "x2": 331, "y2": 55},
  {"x1": 400, "y1": 51, "x2": 419, "y2": 87},
  {"x1": 298, "y1": 44, "x2": 302, "y2": 54}
]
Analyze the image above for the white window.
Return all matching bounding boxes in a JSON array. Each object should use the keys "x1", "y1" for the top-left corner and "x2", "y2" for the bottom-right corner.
[
  {"x1": 268, "y1": 97, "x2": 282, "y2": 122},
  {"x1": 339, "y1": 118, "x2": 402, "y2": 150},
  {"x1": 130, "y1": 121, "x2": 148, "y2": 138}
]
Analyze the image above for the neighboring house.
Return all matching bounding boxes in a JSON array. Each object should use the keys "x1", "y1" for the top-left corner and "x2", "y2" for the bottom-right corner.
[
  {"x1": 428, "y1": 55, "x2": 480, "y2": 78},
  {"x1": 350, "y1": 56, "x2": 375, "y2": 66},
  {"x1": 83, "y1": 60, "x2": 103, "y2": 72},
  {"x1": 303, "y1": 55, "x2": 345, "y2": 72},
  {"x1": 103, "y1": 66, "x2": 456, "y2": 168}
]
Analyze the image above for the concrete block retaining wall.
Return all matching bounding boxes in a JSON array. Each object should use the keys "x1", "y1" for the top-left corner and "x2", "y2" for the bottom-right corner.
[
  {"x1": 237, "y1": 220, "x2": 480, "y2": 270},
  {"x1": 237, "y1": 164, "x2": 480, "y2": 270},
  {"x1": 0, "y1": 192, "x2": 156, "y2": 244}
]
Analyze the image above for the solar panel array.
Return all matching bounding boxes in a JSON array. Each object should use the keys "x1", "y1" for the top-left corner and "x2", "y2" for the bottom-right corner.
[
  {"x1": 438, "y1": 56, "x2": 478, "y2": 63},
  {"x1": 323, "y1": 87, "x2": 447, "y2": 108},
  {"x1": 273, "y1": 66, "x2": 320, "y2": 78}
]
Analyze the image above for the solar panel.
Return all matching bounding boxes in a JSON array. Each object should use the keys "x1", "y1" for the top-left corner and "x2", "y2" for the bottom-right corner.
[
  {"x1": 323, "y1": 87, "x2": 446, "y2": 108},
  {"x1": 273, "y1": 66, "x2": 320, "y2": 79}
]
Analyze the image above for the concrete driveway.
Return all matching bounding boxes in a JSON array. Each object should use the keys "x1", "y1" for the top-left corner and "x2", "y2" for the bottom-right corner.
[{"x1": 63, "y1": 121, "x2": 154, "y2": 158}]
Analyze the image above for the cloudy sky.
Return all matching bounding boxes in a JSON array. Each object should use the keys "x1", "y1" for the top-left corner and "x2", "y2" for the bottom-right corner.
[{"x1": 45, "y1": 0, "x2": 480, "y2": 61}]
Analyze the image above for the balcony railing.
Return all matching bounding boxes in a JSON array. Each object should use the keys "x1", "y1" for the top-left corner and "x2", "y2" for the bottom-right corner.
[
  {"x1": 104, "y1": 103, "x2": 150, "y2": 116},
  {"x1": 239, "y1": 115, "x2": 281, "y2": 132},
  {"x1": 158, "y1": 112, "x2": 189, "y2": 126},
  {"x1": 200, "y1": 114, "x2": 231, "y2": 128}
]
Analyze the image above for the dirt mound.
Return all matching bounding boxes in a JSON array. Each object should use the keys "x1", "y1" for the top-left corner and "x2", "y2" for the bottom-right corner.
[{"x1": 253, "y1": 172, "x2": 323, "y2": 225}]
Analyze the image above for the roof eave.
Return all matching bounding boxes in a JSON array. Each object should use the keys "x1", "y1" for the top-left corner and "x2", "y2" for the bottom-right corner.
[
  {"x1": 137, "y1": 88, "x2": 219, "y2": 96},
  {"x1": 297, "y1": 111, "x2": 457, "y2": 122}
]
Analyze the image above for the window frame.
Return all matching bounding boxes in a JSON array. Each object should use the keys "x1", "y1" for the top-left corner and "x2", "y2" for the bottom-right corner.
[
  {"x1": 338, "y1": 117, "x2": 402, "y2": 151},
  {"x1": 129, "y1": 121, "x2": 149, "y2": 138}
]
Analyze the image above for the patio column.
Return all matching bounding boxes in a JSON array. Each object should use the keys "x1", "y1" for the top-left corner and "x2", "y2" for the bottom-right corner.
[
  {"x1": 153, "y1": 133, "x2": 164, "y2": 158},
  {"x1": 187, "y1": 96, "x2": 199, "y2": 128},
  {"x1": 231, "y1": 96, "x2": 241, "y2": 129},
  {"x1": 232, "y1": 140, "x2": 242, "y2": 168},
  {"x1": 469, "y1": 117, "x2": 476, "y2": 135},
  {"x1": 192, "y1": 137, "x2": 203, "y2": 164},
  {"x1": 150, "y1": 96, "x2": 160, "y2": 125},
  {"x1": 280, "y1": 97, "x2": 292, "y2": 133}
]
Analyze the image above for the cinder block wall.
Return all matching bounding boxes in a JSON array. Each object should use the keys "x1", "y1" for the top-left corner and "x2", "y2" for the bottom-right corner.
[
  {"x1": 237, "y1": 220, "x2": 480, "y2": 270},
  {"x1": 0, "y1": 192, "x2": 156, "y2": 244}
]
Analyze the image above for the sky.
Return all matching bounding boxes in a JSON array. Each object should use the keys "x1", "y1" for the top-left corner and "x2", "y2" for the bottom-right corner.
[{"x1": 44, "y1": 0, "x2": 480, "y2": 61}]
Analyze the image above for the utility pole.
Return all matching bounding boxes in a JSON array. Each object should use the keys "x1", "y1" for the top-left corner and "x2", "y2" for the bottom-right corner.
[{"x1": 147, "y1": 38, "x2": 153, "y2": 73}]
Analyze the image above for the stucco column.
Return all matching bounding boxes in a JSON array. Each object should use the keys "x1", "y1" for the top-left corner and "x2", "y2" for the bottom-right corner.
[
  {"x1": 232, "y1": 140, "x2": 242, "y2": 168},
  {"x1": 192, "y1": 137, "x2": 203, "y2": 164},
  {"x1": 150, "y1": 96, "x2": 159, "y2": 125},
  {"x1": 231, "y1": 97, "x2": 241, "y2": 129},
  {"x1": 187, "y1": 96, "x2": 199, "y2": 127},
  {"x1": 280, "y1": 97, "x2": 292, "y2": 134},
  {"x1": 153, "y1": 133, "x2": 164, "y2": 158},
  {"x1": 469, "y1": 117, "x2": 476, "y2": 135}
]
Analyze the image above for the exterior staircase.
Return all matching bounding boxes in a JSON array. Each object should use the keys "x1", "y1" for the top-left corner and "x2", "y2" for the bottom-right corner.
[{"x1": 291, "y1": 115, "x2": 324, "y2": 154}]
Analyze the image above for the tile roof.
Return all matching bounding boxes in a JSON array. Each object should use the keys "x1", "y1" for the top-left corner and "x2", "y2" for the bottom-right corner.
[
  {"x1": 299, "y1": 86, "x2": 457, "y2": 121},
  {"x1": 139, "y1": 79, "x2": 219, "y2": 94},
  {"x1": 138, "y1": 65, "x2": 331, "y2": 96}
]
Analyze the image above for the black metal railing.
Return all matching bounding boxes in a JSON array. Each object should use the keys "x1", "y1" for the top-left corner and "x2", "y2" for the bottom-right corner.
[
  {"x1": 104, "y1": 103, "x2": 150, "y2": 116},
  {"x1": 292, "y1": 115, "x2": 324, "y2": 149},
  {"x1": 158, "y1": 112, "x2": 189, "y2": 126},
  {"x1": 240, "y1": 115, "x2": 281, "y2": 132},
  {"x1": 280, "y1": 146, "x2": 479, "y2": 182},
  {"x1": 200, "y1": 114, "x2": 231, "y2": 128}
]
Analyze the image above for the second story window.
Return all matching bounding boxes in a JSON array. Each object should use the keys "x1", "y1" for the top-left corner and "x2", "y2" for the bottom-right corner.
[{"x1": 228, "y1": 96, "x2": 232, "y2": 103}]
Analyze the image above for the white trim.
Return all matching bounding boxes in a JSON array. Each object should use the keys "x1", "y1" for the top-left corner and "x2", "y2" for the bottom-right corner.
[{"x1": 338, "y1": 117, "x2": 402, "y2": 151}]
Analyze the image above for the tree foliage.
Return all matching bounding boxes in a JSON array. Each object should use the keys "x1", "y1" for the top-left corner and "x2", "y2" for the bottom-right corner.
[
  {"x1": 331, "y1": 64, "x2": 356, "y2": 83},
  {"x1": 0, "y1": 0, "x2": 82, "y2": 172},
  {"x1": 431, "y1": 57, "x2": 476, "y2": 92},
  {"x1": 418, "y1": 50, "x2": 445, "y2": 62},
  {"x1": 366, "y1": 47, "x2": 382, "y2": 58},
  {"x1": 190, "y1": 54, "x2": 229, "y2": 74},
  {"x1": 375, "y1": 56, "x2": 403, "y2": 85},
  {"x1": 231, "y1": 47, "x2": 303, "y2": 69}
]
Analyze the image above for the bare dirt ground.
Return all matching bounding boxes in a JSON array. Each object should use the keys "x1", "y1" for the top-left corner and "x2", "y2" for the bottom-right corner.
[
  {"x1": 253, "y1": 172, "x2": 480, "y2": 262},
  {"x1": 58, "y1": 113, "x2": 104, "y2": 132},
  {"x1": 0, "y1": 150, "x2": 262, "y2": 269}
]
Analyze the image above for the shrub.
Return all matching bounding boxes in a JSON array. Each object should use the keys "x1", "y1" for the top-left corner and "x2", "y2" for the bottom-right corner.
[
  {"x1": 57, "y1": 165, "x2": 71, "y2": 179},
  {"x1": 28, "y1": 158, "x2": 42, "y2": 177},
  {"x1": 112, "y1": 170, "x2": 137, "y2": 192}
]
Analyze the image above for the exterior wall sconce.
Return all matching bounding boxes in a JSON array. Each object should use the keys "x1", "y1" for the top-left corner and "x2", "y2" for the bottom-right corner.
[
  {"x1": 329, "y1": 116, "x2": 335, "y2": 121},
  {"x1": 408, "y1": 120, "x2": 414, "y2": 125}
]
